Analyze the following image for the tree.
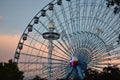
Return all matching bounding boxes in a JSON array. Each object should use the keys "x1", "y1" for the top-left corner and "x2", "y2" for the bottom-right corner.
[
  {"x1": 31, "y1": 75, "x2": 47, "y2": 80},
  {"x1": 84, "y1": 68, "x2": 100, "y2": 80},
  {"x1": 0, "y1": 59, "x2": 24, "y2": 80},
  {"x1": 100, "y1": 65, "x2": 120, "y2": 80},
  {"x1": 84, "y1": 65, "x2": 120, "y2": 80},
  {"x1": 106, "y1": 0, "x2": 120, "y2": 14},
  {"x1": 32, "y1": 75, "x2": 40, "y2": 80}
]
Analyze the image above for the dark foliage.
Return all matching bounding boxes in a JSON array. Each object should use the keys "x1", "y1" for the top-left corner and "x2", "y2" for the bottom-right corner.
[
  {"x1": 106, "y1": 0, "x2": 120, "y2": 14},
  {"x1": 31, "y1": 75, "x2": 47, "y2": 80},
  {"x1": 100, "y1": 65, "x2": 120, "y2": 80},
  {"x1": 84, "y1": 65, "x2": 120, "y2": 80},
  {"x1": 84, "y1": 68, "x2": 99, "y2": 80},
  {"x1": 0, "y1": 59, "x2": 24, "y2": 80}
]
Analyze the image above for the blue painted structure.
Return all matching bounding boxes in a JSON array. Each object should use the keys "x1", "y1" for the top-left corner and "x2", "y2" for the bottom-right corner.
[{"x1": 64, "y1": 56, "x2": 87, "y2": 79}]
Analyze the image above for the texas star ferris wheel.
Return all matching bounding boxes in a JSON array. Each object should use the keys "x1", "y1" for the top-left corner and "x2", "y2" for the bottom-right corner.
[{"x1": 14, "y1": 0, "x2": 120, "y2": 80}]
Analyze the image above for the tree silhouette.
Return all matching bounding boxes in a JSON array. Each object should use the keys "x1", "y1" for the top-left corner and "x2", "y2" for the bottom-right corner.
[
  {"x1": 100, "y1": 65, "x2": 120, "y2": 80},
  {"x1": 106, "y1": 0, "x2": 120, "y2": 14},
  {"x1": 32, "y1": 75, "x2": 40, "y2": 80},
  {"x1": 84, "y1": 68, "x2": 99, "y2": 80},
  {"x1": 84, "y1": 65, "x2": 120, "y2": 80},
  {"x1": 0, "y1": 59, "x2": 24, "y2": 80},
  {"x1": 31, "y1": 75, "x2": 47, "y2": 80}
]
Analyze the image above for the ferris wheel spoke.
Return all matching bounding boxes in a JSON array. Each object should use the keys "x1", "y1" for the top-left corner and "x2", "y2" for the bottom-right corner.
[
  {"x1": 23, "y1": 67, "x2": 46, "y2": 73},
  {"x1": 54, "y1": 9, "x2": 65, "y2": 31},
  {"x1": 92, "y1": 47, "x2": 120, "y2": 60},
  {"x1": 92, "y1": 49, "x2": 106, "y2": 59},
  {"x1": 52, "y1": 50, "x2": 70, "y2": 61},
  {"x1": 52, "y1": 42, "x2": 70, "y2": 59},
  {"x1": 96, "y1": 55, "x2": 120, "y2": 62},
  {"x1": 82, "y1": 0, "x2": 88, "y2": 31},
  {"x1": 56, "y1": 40, "x2": 72, "y2": 56},
  {"x1": 27, "y1": 35, "x2": 48, "y2": 47},
  {"x1": 52, "y1": 69, "x2": 67, "y2": 79},
  {"x1": 89, "y1": 63, "x2": 105, "y2": 68},
  {"x1": 91, "y1": 52, "x2": 108, "y2": 59},
  {"x1": 59, "y1": 3, "x2": 74, "y2": 50},
  {"x1": 18, "y1": 61, "x2": 68, "y2": 66},
  {"x1": 88, "y1": 0, "x2": 97, "y2": 32},
  {"x1": 100, "y1": 16, "x2": 115, "y2": 38},
  {"x1": 102, "y1": 20, "x2": 119, "y2": 39},
  {"x1": 103, "y1": 19, "x2": 120, "y2": 43},
  {"x1": 24, "y1": 33, "x2": 69, "y2": 62},
  {"x1": 103, "y1": 30, "x2": 117, "y2": 44},
  {"x1": 60, "y1": 4, "x2": 71, "y2": 33},
  {"x1": 89, "y1": 65, "x2": 105, "y2": 70},
  {"x1": 91, "y1": 58, "x2": 110, "y2": 63},
  {"x1": 21, "y1": 52, "x2": 69, "y2": 62},
  {"x1": 61, "y1": 38, "x2": 72, "y2": 52},
  {"x1": 76, "y1": 0, "x2": 81, "y2": 32},
  {"x1": 96, "y1": 62, "x2": 120, "y2": 66},
  {"x1": 92, "y1": 3, "x2": 106, "y2": 33},
  {"x1": 39, "y1": 20, "x2": 49, "y2": 31},
  {"x1": 40, "y1": 10, "x2": 72, "y2": 57},
  {"x1": 27, "y1": 35, "x2": 69, "y2": 60},
  {"x1": 23, "y1": 64, "x2": 68, "y2": 73},
  {"x1": 23, "y1": 43, "x2": 48, "y2": 53},
  {"x1": 33, "y1": 27, "x2": 43, "y2": 35},
  {"x1": 96, "y1": 9, "x2": 109, "y2": 28},
  {"x1": 51, "y1": 65, "x2": 69, "y2": 71},
  {"x1": 54, "y1": 9, "x2": 73, "y2": 53},
  {"x1": 54, "y1": 44, "x2": 67, "y2": 55},
  {"x1": 68, "y1": 1, "x2": 75, "y2": 33},
  {"x1": 54, "y1": 72, "x2": 65, "y2": 80},
  {"x1": 93, "y1": 7, "x2": 108, "y2": 33},
  {"x1": 91, "y1": 54, "x2": 109, "y2": 61},
  {"x1": 67, "y1": 35, "x2": 79, "y2": 54}
]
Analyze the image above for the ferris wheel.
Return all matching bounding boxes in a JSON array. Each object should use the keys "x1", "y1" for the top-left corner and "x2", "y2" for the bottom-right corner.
[{"x1": 14, "y1": 0, "x2": 120, "y2": 80}]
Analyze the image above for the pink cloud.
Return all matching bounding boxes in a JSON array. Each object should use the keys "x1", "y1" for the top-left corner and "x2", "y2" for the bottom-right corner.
[{"x1": 0, "y1": 34, "x2": 20, "y2": 62}]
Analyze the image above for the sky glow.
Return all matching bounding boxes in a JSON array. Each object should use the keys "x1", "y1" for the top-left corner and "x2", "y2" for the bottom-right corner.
[{"x1": 0, "y1": 0, "x2": 52, "y2": 62}]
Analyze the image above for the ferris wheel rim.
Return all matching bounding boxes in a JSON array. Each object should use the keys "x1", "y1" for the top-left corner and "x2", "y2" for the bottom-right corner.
[{"x1": 14, "y1": 0, "x2": 120, "y2": 79}]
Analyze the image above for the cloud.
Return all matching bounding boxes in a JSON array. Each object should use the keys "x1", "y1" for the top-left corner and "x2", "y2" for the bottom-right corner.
[{"x1": 0, "y1": 34, "x2": 20, "y2": 62}]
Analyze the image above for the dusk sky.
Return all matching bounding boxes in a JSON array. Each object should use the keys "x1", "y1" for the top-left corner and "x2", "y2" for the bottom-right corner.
[{"x1": 0, "y1": 0, "x2": 52, "y2": 62}]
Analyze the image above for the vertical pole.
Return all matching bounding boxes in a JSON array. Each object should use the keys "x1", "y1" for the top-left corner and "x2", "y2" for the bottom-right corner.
[
  {"x1": 48, "y1": 38, "x2": 53, "y2": 80},
  {"x1": 47, "y1": 6, "x2": 55, "y2": 80}
]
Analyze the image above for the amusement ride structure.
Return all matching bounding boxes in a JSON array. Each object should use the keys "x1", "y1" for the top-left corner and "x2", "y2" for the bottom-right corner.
[{"x1": 14, "y1": 0, "x2": 120, "y2": 80}]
